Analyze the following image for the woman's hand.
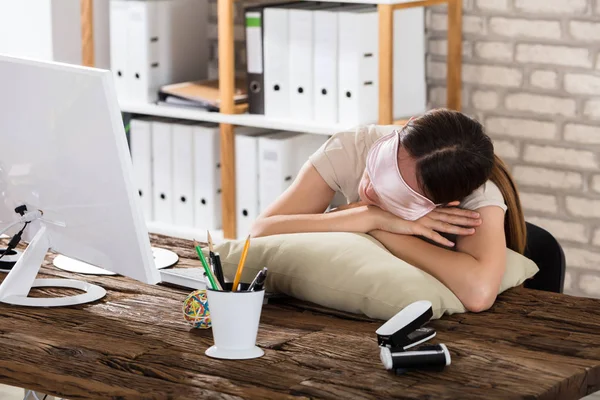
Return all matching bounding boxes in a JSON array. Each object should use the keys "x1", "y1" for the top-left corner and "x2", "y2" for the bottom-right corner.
[
  {"x1": 415, "y1": 201, "x2": 482, "y2": 236},
  {"x1": 373, "y1": 201, "x2": 482, "y2": 247}
]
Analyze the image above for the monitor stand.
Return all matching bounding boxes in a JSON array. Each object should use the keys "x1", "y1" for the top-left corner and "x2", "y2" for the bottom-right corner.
[
  {"x1": 52, "y1": 247, "x2": 179, "y2": 275},
  {"x1": 0, "y1": 225, "x2": 106, "y2": 307}
]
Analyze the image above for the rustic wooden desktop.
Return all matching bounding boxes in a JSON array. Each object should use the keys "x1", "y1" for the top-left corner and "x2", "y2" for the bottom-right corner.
[{"x1": 1, "y1": 234, "x2": 599, "y2": 399}]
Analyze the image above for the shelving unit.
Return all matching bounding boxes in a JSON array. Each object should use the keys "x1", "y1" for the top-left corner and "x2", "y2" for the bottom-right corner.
[
  {"x1": 80, "y1": 0, "x2": 463, "y2": 240},
  {"x1": 120, "y1": 102, "x2": 353, "y2": 136}
]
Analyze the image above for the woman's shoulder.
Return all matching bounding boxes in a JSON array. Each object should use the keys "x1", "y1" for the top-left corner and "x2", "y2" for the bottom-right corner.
[
  {"x1": 460, "y1": 180, "x2": 507, "y2": 212},
  {"x1": 326, "y1": 124, "x2": 397, "y2": 150}
]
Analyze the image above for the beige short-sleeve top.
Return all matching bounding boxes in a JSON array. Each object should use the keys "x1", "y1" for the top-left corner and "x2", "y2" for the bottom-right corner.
[{"x1": 309, "y1": 125, "x2": 507, "y2": 212}]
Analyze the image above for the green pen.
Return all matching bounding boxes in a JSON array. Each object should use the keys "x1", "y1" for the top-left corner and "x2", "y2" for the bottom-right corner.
[{"x1": 193, "y1": 240, "x2": 221, "y2": 290}]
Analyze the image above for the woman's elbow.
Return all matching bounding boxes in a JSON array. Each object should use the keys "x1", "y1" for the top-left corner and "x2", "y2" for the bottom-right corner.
[
  {"x1": 462, "y1": 284, "x2": 498, "y2": 313},
  {"x1": 249, "y1": 219, "x2": 268, "y2": 238}
]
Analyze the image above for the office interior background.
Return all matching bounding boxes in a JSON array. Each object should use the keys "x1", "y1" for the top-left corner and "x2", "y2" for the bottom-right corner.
[
  {"x1": 2, "y1": 0, "x2": 600, "y2": 296},
  {"x1": 0, "y1": 1, "x2": 599, "y2": 397}
]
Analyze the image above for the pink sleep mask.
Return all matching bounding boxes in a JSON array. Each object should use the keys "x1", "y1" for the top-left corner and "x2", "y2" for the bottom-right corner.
[{"x1": 365, "y1": 131, "x2": 439, "y2": 221}]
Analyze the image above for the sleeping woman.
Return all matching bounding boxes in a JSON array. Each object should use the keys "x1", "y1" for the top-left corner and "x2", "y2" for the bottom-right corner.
[{"x1": 250, "y1": 108, "x2": 526, "y2": 313}]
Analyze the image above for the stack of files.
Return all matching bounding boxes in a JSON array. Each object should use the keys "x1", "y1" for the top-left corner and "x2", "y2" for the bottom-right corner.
[
  {"x1": 171, "y1": 121, "x2": 197, "y2": 228},
  {"x1": 129, "y1": 117, "x2": 154, "y2": 222},
  {"x1": 158, "y1": 78, "x2": 248, "y2": 112},
  {"x1": 246, "y1": 2, "x2": 426, "y2": 124},
  {"x1": 337, "y1": 6, "x2": 378, "y2": 126},
  {"x1": 192, "y1": 123, "x2": 223, "y2": 231},
  {"x1": 154, "y1": 120, "x2": 225, "y2": 231},
  {"x1": 256, "y1": 132, "x2": 329, "y2": 231},
  {"x1": 109, "y1": 0, "x2": 208, "y2": 103},
  {"x1": 262, "y1": 2, "x2": 315, "y2": 119},
  {"x1": 313, "y1": 4, "x2": 371, "y2": 124},
  {"x1": 234, "y1": 129, "x2": 276, "y2": 239},
  {"x1": 151, "y1": 118, "x2": 175, "y2": 224}
]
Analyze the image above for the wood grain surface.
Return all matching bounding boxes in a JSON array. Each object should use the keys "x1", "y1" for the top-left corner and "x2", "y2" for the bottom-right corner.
[{"x1": 0, "y1": 234, "x2": 599, "y2": 399}]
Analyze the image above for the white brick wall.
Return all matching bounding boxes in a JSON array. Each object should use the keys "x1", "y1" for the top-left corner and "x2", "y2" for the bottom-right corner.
[
  {"x1": 512, "y1": 166, "x2": 583, "y2": 189},
  {"x1": 489, "y1": 18, "x2": 562, "y2": 39},
  {"x1": 527, "y1": 216, "x2": 588, "y2": 243},
  {"x1": 584, "y1": 100, "x2": 600, "y2": 120},
  {"x1": 485, "y1": 117, "x2": 557, "y2": 140},
  {"x1": 474, "y1": 41, "x2": 513, "y2": 61},
  {"x1": 569, "y1": 21, "x2": 600, "y2": 41},
  {"x1": 566, "y1": 197, "x2": 600, "y2": 218},
  {"x1": 514, "y1": 0, "x2": 588, "y2": 14},
  {"x1": 472, "y1": 90, "x2": 499, "y2": 110},
  {"x1": 505, "y1": 94, "x2": 576, "y2": 117},
  {"x1": 475, "y1": 0, "x2": 508, "y2": 11},
  {"x1": 523, "y1": 145, "x2": 598, "y2": 170},
  {"x1": 516, "y1": 44, "x2": 592, "y2": 68},
  {"x1": 564, "y1": 124, "x2": 600, "y2": 144},
  {"x1": 493, "y1": 139, "x2": 520, "y2": 159},
  {"x1": 519, "y1": 192, "x2": 559, "y2": 213},
  {"x1": 564, "y1": 73, "x2": 600, "y2": 95},
  {"x1": 530, "y1": 70, "x2": 558, "y2": 90}
]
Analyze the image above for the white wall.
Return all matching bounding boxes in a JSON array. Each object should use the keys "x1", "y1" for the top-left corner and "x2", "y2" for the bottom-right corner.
[
  {"x1": 0, "y1": 0, "x2": 105, "y2": 66},
  {"x1": 0, "y1": 0, "x2": 55, "y2": 60}
]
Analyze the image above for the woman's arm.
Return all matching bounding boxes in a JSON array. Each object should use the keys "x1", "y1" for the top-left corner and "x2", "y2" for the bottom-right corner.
[
  {"x1": 251, "y1": 162, "x2": 479, "y2": 245},
  {"x1": 250, "y1": 162, "x2": 382, "y2": 237},
  {"x1": 369, "y1": 206, "x2": 507, "y2": 313}
]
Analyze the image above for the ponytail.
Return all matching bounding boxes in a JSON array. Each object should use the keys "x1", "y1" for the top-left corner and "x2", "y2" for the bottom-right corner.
[{"x1": 489, "y1": 155, "x2": 527, "y2": 254}]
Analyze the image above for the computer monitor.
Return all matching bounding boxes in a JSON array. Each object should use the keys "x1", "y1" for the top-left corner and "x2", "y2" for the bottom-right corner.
[{"x1": 0, "y1": 54, "x2": 163, "y2": 307}]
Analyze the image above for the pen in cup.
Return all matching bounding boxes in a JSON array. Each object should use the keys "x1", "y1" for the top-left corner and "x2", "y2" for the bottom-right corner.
[
  {"x1": 207, "y1": 230, "x2": 226, "y2": 288},
  {"x1": 248, "y1": 267, "x2": 268, "y2": 292},
  {"x1": 193, "y1": 239, "x2": 221, "y2": 290}
]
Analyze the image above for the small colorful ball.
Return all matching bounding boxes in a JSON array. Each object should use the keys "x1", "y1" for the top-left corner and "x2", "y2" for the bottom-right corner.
[{"x1": 182, "y1": 289, "x2": 211, "y2": 329}]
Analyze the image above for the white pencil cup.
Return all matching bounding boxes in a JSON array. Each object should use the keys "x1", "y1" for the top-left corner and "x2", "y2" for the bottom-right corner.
[{"x1": 205, "y1": 282, "x2": 265, "y2": 360}]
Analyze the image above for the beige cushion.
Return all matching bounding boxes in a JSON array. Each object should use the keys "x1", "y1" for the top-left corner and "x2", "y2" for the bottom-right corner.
[{"x1": 214, "y1": 232, "x2": 539, "y2": 320}]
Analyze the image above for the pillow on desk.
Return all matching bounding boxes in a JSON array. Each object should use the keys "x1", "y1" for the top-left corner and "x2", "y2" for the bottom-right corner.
[{"x1": 214, "y1": 232, "x2": 538, "y2": 320}]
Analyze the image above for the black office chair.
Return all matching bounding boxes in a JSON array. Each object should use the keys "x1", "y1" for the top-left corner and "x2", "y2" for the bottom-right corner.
[{"x1": 523, "y1": 222, "x2": 566, "y2": 294}]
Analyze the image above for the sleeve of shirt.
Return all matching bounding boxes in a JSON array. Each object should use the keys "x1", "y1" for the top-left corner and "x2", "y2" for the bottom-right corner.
[
  {"x1": 308, "y1": 129, "x2": 359, "y2": 194},
  {"x1": 460, "y1": 181, "x2": 508, "y2": 212}
]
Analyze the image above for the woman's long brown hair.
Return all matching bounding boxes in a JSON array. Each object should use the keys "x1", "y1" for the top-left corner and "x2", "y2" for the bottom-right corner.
[
  {"x1": 489, "y1": 155, "x2": 527, "y2": 253},
  {"x1": 400, "y1": 109, "x2": 527, "y2": 254}
]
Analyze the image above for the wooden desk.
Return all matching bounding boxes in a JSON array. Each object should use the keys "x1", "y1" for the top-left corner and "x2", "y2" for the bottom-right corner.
[{"x1": 1, "y1": 234, "x2": 600, "y2": 399}]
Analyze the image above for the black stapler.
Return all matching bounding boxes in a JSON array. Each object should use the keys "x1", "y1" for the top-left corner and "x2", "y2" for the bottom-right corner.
[
  {"x1": 375, "y1": 301, "x2": 451, "y2": 373},
  {"x1": 376, "y1": 300, "x2": 436, "y2": 351}
]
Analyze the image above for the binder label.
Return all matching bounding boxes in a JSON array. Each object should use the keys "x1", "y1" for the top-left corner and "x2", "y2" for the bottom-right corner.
[{"x1": 246, "y1": 12, "x2": 263, "y2": 74}]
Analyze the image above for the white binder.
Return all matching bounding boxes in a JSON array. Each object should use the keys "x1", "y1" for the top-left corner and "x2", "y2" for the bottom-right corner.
[
  {"x1": 126, "y1": 0, "x2": 163, "y2": 103},
  {"x1": 288, "y1": 6, "x2": 317, "y2": 120},
  {"x1": 111, "y1": 0, "x2": 208, "y2": 103},
  {"x1": 264, "y1": 4, "x2": 311, "y2": 119},
  {"x1": 393, "y1": 7, "x2": 426, "y2": 118},
  {"x1": 172, "y1": 122, "x2": 195, "y2": 228},
  {"x1": 338, "y1": 6, "x2": 378, "y2": 125},
  {"x1": 193, "y1": 123, "x2": 222, "y2": 231},
  {"x1": 109, "y1": 0, "x2": 129, "y2": 101},
  {"x1": 258, "y1": 132, "x2": 305, "y2": 212},
  {"x1": 130, "y1": 118, "x2": 153, "y2": 222},
  {"x1": 313, "y1": 7, "x2": 339, "y2": 124},
  {"x1": 151, "y1": 119, "x2": 174, "y2": 224},
  {"x1": 235, "y1": 130, "x2": 271, "y2": 239}
]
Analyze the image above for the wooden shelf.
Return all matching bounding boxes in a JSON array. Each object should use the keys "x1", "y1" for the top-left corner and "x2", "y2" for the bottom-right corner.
[
  {"x1": 120, "y1": 102, "x2": 355, "y2": 136},
  {"x1": 82, "y1": 0, "x2": 462, "y2": 240}
]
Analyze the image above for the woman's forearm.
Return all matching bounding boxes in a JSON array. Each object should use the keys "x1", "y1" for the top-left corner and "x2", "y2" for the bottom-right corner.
[
  {"x1": 369, "y1": 230, "x2": 501, "y2": 312},
  {"x1": 251, "y1": 206, "x2": 380, "y2": 238}
]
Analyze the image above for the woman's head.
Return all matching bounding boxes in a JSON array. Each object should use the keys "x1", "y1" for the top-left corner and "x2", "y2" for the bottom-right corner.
[
  {"x1": 359, "y1": 108, "x2": 526, "y2": 253},
  {"x1": 359, "y1": 109, "x2": 494, "y2": 213}
]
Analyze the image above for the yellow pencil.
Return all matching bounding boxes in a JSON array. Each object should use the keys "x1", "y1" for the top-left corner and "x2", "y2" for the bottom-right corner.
[{"x1": 232, "y1": 235, "x2": 251, "y2": 292}]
